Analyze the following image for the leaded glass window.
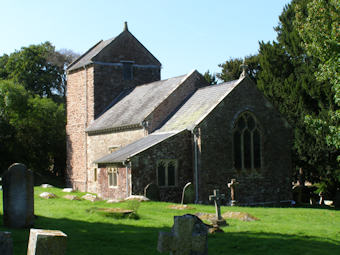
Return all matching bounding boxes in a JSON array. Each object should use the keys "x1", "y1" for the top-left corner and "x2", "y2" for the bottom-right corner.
[
  {"x1": 233, "y1": 112, "x2": 262, "y2": 170},
  {"x1": 108, "y1": 168, "x2": 118, "y2": 187},
  {"x1": 157, "y1": 160, "x2": 178, "y2": 187}
]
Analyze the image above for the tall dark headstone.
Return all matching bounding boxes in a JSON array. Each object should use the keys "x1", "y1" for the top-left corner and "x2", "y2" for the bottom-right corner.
[
  {"x1": 0, "y1": 232, "x2": 13, "y2": 255},
  {"x1": 2, "y1": 163, "x2": 34, "y2": 228},
  {"x1": 144, "y1": 183, "x2": 159, "y2": 201}
]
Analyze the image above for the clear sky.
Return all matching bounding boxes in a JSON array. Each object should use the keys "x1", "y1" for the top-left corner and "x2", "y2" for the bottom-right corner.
[{"x1": 1, "y1": 0, "x2": 291, "y2": 79}]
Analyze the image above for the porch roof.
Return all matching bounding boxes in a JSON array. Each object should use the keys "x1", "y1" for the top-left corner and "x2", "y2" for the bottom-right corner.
[{"x1": 94, "y1": 130, "x2": 182, "y2": 164}]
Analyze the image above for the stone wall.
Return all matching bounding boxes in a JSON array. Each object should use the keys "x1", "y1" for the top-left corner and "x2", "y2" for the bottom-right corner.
[
  {"x1": 93, "y1": 64, "x2": 160, "y2": 118},
  {"x1": 86, "y1": 128, "x2": 145, "y2": 193},
  {"x1": 130, "y1": 131, "x2": 193, "y2": 202},
  {"x1": 196, "y1": 77, "x2": 292, "y2": 204},
  {"x1": 66, "y1": 66, "x2": 94, "y2": 190},
  {"x1": 97, "y1": 166, "x2": 130, "y2": 200},
  {"x1": 66, "y1": 29, "x2": 161, "y2": 192}
]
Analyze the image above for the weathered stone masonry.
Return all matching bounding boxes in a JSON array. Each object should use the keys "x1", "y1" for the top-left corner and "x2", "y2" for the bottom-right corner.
[{"x1": 196, "y1": 78, "x2": 292, "y2": 204}]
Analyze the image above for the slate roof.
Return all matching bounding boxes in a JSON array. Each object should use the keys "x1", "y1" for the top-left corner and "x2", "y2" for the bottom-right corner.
[
  {"x1": 156, "y1": 78, "x2": 242, "y2": 132},
  {"x1": 94, "y1": 131, "x2": 181, "y2": 163},
  {"x1": 67, "y1": 38, "x2": 115, "y2": 72},
  {"x1": 86, "y1": 72, "x2": 194, "y2": 133}
]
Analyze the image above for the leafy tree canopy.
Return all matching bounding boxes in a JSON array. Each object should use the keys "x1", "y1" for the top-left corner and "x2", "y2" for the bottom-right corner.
[
  {"x1": 203, "y1": 70, "x2": 218, "y2": 85},
  {"x1": 295, "y1": 0, "x2": 340, "y2": 152},
  {"x1": 0, "y1": 42, "x2": 78, "y2": 101},
  {"x1": 257, "y1": 0, "x2": 339, "y2": 196},
  {"x1": 0, "y1": 79, "x2": 65, "y2": 176},
  {"x1": 217, "y1": 55, "x2": 260, "y2": 83}
]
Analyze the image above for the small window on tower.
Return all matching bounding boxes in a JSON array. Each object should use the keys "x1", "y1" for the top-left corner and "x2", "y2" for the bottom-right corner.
[{"x1": 121, "y1": 61, "x2": 133, "y2": 80}]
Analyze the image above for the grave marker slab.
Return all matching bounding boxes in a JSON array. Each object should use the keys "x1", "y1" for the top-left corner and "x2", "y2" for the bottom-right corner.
[
  {"x1": 209, "y1": 189, "x2": 227, "y2": 226},
  {"x1": 2, "y1": 163, "x2": 34, "y2": 228},
  {"x1": 181, "y1": 182, "x2": 194, "y2": 205},
  {"x1": 158, "y1": 214, "x2": 208, "y2": 255},
  {"x1": 27, "y1": 229, "x2": 67, "y2": 255},
  {"x1": 227, "y1": 179, "x2": 239, "y2": 206},
  {"x1": 0, "y1": 232, "x2": 13, "y2": 255},
  {"x1": 144, "y1": 183, "x2": 159, "y2": 201}
]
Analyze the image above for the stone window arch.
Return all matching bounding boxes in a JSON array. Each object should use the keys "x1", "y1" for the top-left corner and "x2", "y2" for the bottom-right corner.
[{"x1": 233, "y1": 112, "x2": 262, "y2": 170}]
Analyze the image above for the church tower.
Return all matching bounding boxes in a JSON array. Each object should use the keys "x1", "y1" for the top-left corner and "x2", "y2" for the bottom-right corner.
[{"x1": 66, "y1": 23, "x2": 161, "y2": 190}]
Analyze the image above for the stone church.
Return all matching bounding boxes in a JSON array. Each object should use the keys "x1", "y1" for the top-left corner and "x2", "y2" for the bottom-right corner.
[{"x1": 66, "y1": 23, "x2": 292, "y2": 204}]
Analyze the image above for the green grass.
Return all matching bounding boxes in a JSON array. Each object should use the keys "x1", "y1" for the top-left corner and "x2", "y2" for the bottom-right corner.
[{"x1": 0, "y1": 187, "x2": 339, "y2": 254}]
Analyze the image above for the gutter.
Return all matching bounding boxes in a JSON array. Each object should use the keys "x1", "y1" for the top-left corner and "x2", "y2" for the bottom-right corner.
[{"x1": 123, "y1": 160, "x2": 130, "y2": 198}]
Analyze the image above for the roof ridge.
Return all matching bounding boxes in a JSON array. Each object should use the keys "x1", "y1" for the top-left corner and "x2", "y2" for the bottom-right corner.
[{"x1": 195, "y1": 79, "x2": 238, "y2": 91}]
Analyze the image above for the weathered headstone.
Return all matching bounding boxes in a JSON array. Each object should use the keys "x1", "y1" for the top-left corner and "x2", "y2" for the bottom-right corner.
[
  {"x1": 2, "y1": 163, "x2": 34, "y2": 228},
  {"x1": 144, "y1": 183, "x2": 160, "y2": 201},
  {"x1": 0, "y1": 232, "x2": 13, "y2": 255},
  {"x1": 62, "y1": 188, "x2": 74, "y2": 193},
  {"x1": 27, "y1": 229, "x2": 67, "y2": 255},
  {"x1": 181, "y1": 182, "x2": 194, "y2": 204},
  {"x1": 81, "y1": 193, "x2": 100, "y2": 202},
  {"x1": 40, "y1": 184, "x2": 54, "y2": 188},
  {"x1": 334, "y1": 189, "x2": 340, "y2": 209},
  {"x1": 209, "y1": 189, "x2": 227, "y2": 226},
  {"x1": 227, "y1": 179, "x2": 239, "y2": 206},
  {"x1": 39, "y1": 192, "x2": 57, "y2": 199},
  {"x1": 157, "y1": 214, "x2": 208, "y2": 255}
]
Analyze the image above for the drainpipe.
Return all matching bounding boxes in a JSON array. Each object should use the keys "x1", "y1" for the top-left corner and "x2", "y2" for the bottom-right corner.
[
  {"x1": 123, "y1": 160, "x2": 130, "y2": 198},
  {"x1": 192, "y1": 129, "x2": 199, "y2": 204},
  {"x1": 84, "y1": 66, "x2": 88, "y2": 192}
]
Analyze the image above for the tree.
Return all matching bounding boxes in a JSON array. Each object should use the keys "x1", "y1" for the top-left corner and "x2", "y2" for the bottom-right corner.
[
  {"x1": 295, "y1": 0, "x2": 340, "y2": 153},
  {"x1": 217, "y1": 55, "x2": 260, "y2": 82},
  {"x1": 0, "y1": 42, "x2": 78, "y2": 100},
  {"x1": 203, "y1": 70, "x2": 218, "y2": 85},
  {"x1": 257, "y1": 0, "x2": 339, "y2": 196},
  {"x1": 0, "y1": 79, "x2": 66, "y2": 177}
]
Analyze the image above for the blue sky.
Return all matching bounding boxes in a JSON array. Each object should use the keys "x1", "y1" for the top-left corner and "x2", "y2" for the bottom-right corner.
[{"x1": 1, "y1": 0, "x2": 291, "y2": 79}]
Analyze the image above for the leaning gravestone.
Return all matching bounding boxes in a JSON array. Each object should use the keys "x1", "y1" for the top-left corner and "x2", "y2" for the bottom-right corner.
[
  {"x1": 181, "y1": 182, "x2": 195, "y2": 204},
  {"x1": 144, "y1": 183, "x2": 159, "y2": 201},
  {"x1": 2, "y1": 163, "x2": 34, "y2": 228},
  {"x1": 158, "y1": 214, "x2": 208, "y2": 255},
  {"x1": 0, "y1": 231, "x2": 13, "y2": 255},
  {"x1": 27, "y1": 229, "x2": 67, "y2": 255}
]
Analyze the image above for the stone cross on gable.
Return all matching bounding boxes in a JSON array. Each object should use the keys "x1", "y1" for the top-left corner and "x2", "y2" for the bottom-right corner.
[
  {"x1": 240, "y1": 58, "x2": 248, "y2": 78},
  {"x1": 157, "y1": 214, "x2": 208, "y2": 255},
  {"x1": 208, "y1": 189, "x2": 227, "y2": 226}
]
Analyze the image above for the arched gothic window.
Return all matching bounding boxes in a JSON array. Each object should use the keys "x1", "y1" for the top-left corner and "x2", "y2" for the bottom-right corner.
[{"x1": 233, "y1": 112, "x2": 261, "y2": 170}]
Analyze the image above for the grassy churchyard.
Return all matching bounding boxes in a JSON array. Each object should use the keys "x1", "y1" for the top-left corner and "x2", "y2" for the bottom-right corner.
[{"x1": 0, "y1": 187, "x2": 339, "y2": 255}]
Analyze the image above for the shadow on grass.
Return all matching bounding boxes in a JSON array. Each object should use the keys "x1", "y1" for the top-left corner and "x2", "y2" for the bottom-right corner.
[{"x1": 0, "y1": 214, "x2": 339, "y2": 255}]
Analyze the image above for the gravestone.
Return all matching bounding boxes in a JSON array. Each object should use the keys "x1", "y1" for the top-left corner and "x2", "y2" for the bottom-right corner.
[
  {"x1": 0, "y1": 232, "x2": 13, "y2": 255},
  {"x1": 209, "y1": 189, "x2": 227, "y2": 226},
  {"x1": 158, "y1": 214, "x2": 208, "y2": 255},
  {"x1": 144, "y1": 183, "x2": 159, "y2": 201},
  {"x1": 181, "y1": 182, "x2": 194, "y2": 204},
  {"x1": 2, "y1": 163, "x2": 34, "y2": 228},
  {"x1": 227, "y1": 179, "x2": 239, "y2": 206},
  {"x1": 27, "y1": 229, "x2": 67, "y2": 255},
  {"x1": 334, "y1": 189, "x2": 340, "y2": 209}
]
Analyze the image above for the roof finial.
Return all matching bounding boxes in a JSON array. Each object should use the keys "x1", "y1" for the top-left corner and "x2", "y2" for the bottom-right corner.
[
  {"x1": 124, "y1": 21, "x2": 128, "y2": 31},
  {"x1": 240, "y1": 57, "x2": 248, "y2": 78}
]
